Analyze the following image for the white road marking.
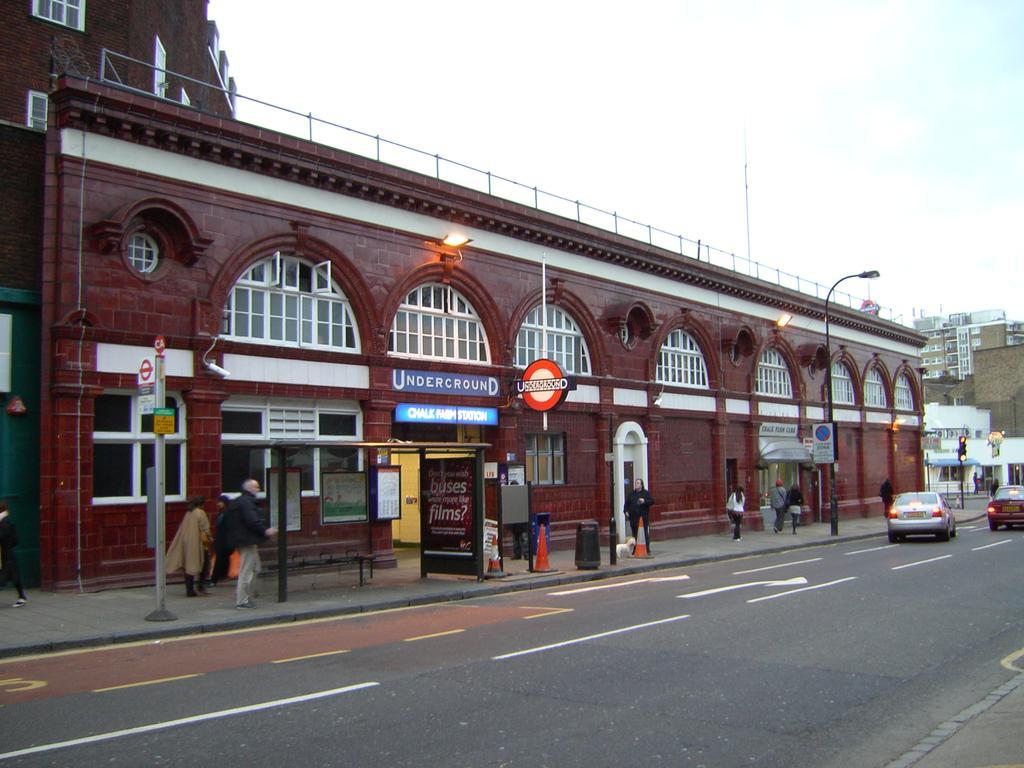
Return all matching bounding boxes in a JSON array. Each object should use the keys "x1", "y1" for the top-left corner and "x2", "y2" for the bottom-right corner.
[
  {"x1": 548, "y1": 574, "x2": 690, "y2": 595},
  {"x1": 0, "y1": 682, "x2": 379, "y2": 761},
  {"x1": 492, "y1": 615, "x2": 690, "y2": 660},
  {"x1": 732, "y1": 558, "x2": 822, "y2": 575},
  {"x1": 746, "y1": 577, "x2": 858, "y2": 603},
  {"x1": 891, "y1": 554, "x2": 953, "y2": 571},
  {"x1": 678, "y1": 577, "x2": 808, "y2": 599},
  {"x1": 971, "y1": 539, "x2": 1013, "y2": 552},
  {"x1": 845, "y1": 544, "x2": 898, "y2": 555}
]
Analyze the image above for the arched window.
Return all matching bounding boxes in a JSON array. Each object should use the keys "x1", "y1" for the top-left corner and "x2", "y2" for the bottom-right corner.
[
  {"x1": 222, "y1": 252, "x2": 359, "y2": 352},
  {"x1": 864, "y1": 368, "x2": 887, "y2": 408},
  {"x1": 756, "y1": 348, "x2": 793, "y2": 398},
  {"x1": 656, "y1": 329, "x2": 709, "y2": 388},
  {"x1": 831, "y1": 362, "x2": 855, "y2": 405},
  {"x1": 390, "y1": 283, "x2": 489, "y2": 363},
  {"x1": 515, "y1": 305, "x2": 590, "y2": 374},
  {"x1": 895, "y1": 373, "x2": 914, "y2": 411}
]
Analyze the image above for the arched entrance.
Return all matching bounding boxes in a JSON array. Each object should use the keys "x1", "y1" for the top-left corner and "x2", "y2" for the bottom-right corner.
[{"x1": 612, "y1": 420, "x2": 649, "y2": 542}]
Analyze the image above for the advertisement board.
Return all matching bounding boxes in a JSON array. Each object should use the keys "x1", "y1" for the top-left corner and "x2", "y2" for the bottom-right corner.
[{"x1": 421, "y1": 457, "x2": 475, "y2": 558}]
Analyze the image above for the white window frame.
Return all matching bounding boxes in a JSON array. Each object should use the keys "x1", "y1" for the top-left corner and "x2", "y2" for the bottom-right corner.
[
  {"x1": 127, "y1": 232, "x2": 160, "y2": 274},
  {"x1": 514, "y1": 305, "x2": 590, "y2": 375},
  {"x1": 389, "y1": 283, "x2": 490, "y2": 364},
  {"x1": 92, "y1": 391, "x2": 186, "y2": 505},
  {"x1": 223, "y1": 253, "x2": 359, "y2": 352},
  {"x1": 27, "y1": 90, "x2": 48, "y2": 130},
  {"x1": 180, "y1": 87, "x2": 191, "y2": 106},
  {"x1": 220, "y1": 400, "x2": 362, "y2": 497},
  {"x1": 154, "y1": 35, "x2": 167, "y2": 98},
  {"x1": 895, "y1": 374, "x2": 914, "y2": 411},
  {"x1": 656, "y1": 329, "x2": 709, "y2": 389},
  {"x1": 830, "y1": 362, "x2": 856, "y2": 405},
  {"x1": 755, "y1": 348, "x2": 793, "y2": 398},
  {"x1": 864, "y1": 368, "x2": 887, "y2": 408},
  {"x1": 33, "y1": 0, "x2": 84, "y2": 30}
]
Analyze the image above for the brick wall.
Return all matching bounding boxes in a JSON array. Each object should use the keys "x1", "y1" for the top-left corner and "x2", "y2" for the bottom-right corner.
[{"x1": 0, "y1": 125, "x2": 44, "y2": 292}]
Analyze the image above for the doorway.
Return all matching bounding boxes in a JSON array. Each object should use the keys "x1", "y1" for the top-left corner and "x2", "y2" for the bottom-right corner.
[{"x1": 389, "y1": 423, "x2": 485, "y2": 546}]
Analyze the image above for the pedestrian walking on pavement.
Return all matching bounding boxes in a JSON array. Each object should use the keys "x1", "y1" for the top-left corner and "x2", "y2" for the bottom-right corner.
[
  {"x1": 208, "y1": 494, "x2": 234, "y2": 586},
  {"x1": 726, "y1": 485, "x2": 745, "y2": 540},
  {"x1": 880, "y1": 478, "x2": 894, "y2": 519},
  {"x1": 221, "y1": 479, "x2": 276, "y2": 609},
  {"x1": 0, "y1": 501, "x2": 28, "y2": 608},
  {"x1": 787, "y1": 484, "x2": 804, "y2": 534},
  {"x1": 624, "y1": 478, "x2": 655, "y2": 552},
  {"x1": 770, "y1": 479, "x2": 789, "y2": 533},
  {"x1": 165, "y1": 496, "x2": 211, "y2": 597}
]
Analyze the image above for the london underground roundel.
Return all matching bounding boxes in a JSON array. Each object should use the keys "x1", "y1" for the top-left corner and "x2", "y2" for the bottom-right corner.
[{"x1": 517, "y1": 358, "x2": 570, "y2": 412}]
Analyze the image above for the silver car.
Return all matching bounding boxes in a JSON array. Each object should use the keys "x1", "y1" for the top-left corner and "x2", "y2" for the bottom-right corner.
[{"x1": 887, "y1": 491, "x2": 957, "y2": 542}]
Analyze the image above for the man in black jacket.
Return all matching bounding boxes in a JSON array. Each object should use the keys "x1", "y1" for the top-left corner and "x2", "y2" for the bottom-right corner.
[
  {"x1": 0, "y1": 501, "x2": 28, "y2": 607},
  {"x1": 222, "y1": 479, "x2": 276, "y2": 609},
  {"x1": 624, "y1": 479, "x2": 655, "y2": 552}
]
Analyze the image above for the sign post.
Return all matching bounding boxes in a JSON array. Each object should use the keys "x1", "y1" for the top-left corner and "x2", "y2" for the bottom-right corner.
[{"x1": 145, "y1": 336, "x2": 176, "y2": 622}]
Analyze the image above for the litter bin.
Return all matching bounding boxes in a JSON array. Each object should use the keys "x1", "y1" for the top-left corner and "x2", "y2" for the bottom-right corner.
[{"x1": 574, "y1": 521, "x2": 601, "y2": 570}]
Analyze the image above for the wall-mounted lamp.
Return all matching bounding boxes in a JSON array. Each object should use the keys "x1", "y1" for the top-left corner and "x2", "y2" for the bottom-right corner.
[
  {"x1": 201, "y1": 336, "x2": 231, "y2": 379},
  {"x1": 653, "y1": 386, "x2": 664, "y2": 408},
  {"x1": 776, "y1": 312, "x2": 793, "y2": 328},
  {"x1": 5, "y1": 395, "x2": 27, "y2": 416},
  {"x1": 442, "y1": 233, "x2": 471, "y2": 248}
]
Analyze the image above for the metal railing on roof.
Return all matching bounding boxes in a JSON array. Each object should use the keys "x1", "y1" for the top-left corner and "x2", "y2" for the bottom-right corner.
[{"x1": 96, "y1": 49, "x2": 901, "y2": 324}]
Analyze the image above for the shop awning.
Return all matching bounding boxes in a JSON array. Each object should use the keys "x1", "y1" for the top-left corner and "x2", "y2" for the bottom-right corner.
[
  {"x1": 927, "y1": 457, "x2": 980, "y2": 467},
  {"x1": 759, "y1": 439, "x2": 812, "y2": 463}
]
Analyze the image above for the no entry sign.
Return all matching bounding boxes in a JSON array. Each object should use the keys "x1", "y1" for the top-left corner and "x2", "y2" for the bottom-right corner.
[{"x1": 515, "y1": 358, "x2": 571, "y2": 412}]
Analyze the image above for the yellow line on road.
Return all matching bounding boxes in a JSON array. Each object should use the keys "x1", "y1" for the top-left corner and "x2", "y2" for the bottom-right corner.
[
  {"x1": 403, "y1": 629, "x2": 465, "y2": 642},
  {"x1": 272, "y1": 649, "x2": 350, "y2": 664},
  {"x1": 1001, "y1": 647, "x2": 1024, "y2": 672},
  {"x1": 93, "y1": 674, "x2": 201, "y2": 692},
  {"x1": 522, "y1": 606, "x2": 574, "y2": 620}
]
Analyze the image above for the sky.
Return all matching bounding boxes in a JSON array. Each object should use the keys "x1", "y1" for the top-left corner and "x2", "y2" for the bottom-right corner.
[{"x1": 205, "y1": 0, "x2": 1023, "y2": 328}]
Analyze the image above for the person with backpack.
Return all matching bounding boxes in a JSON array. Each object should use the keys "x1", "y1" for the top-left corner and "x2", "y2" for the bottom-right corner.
[{"x1": 769, "y1": 479, "x2": 789, "y2": 534}]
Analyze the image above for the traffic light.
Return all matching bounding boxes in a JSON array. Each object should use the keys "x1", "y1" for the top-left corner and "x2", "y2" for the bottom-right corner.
[{"x1": 957, "y1": 435, "x2": 968, "y2": 462}]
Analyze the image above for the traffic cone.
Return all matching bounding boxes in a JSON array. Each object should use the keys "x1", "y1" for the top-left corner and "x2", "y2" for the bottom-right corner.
[
  {"x1": 485, "y1": 532, "x2": 506, "y2": 578},
  {"x1": 633, "y1": 518, "x2": 653, "y2": 558},
  {"x1": 532, "y1": 521, "x2": 555, "y2": 573}
]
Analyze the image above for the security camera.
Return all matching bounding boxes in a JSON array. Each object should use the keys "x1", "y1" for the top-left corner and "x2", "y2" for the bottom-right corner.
[{"x1": 203, "y1": 361, "x2": 231, "y2": 378}]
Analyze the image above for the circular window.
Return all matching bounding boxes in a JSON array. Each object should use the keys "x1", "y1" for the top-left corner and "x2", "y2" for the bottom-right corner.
[{"x1": 127, "y1": 233, "x2": 159, "y2": 274}]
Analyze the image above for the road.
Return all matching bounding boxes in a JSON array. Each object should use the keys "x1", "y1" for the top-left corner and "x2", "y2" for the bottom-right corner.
[{"x1": 2, "y1": 522, "x2": 1022, "y2": 767}]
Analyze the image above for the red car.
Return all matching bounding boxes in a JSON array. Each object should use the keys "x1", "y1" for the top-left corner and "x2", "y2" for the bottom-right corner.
[{"x1": 988, "y1": 486, "x2": 1024, "y2": 530}]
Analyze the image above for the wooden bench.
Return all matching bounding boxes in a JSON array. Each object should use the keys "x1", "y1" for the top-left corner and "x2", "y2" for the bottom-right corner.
[{"x1": 265, "y1": 549, "x2": 376, "y2": 586}]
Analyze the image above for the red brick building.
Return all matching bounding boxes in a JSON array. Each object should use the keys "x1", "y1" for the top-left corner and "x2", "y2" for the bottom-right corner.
[{"x1": 9, "y1": 3, "x2": 927, "y2": 591}]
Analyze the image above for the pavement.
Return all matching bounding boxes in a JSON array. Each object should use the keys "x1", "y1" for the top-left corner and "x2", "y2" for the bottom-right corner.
[{"x1": 1, "y1": 496, "x2": 1020, "y2": 768}]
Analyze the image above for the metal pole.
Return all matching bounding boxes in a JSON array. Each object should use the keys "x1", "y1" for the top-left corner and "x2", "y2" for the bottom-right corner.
[
  {"x1": 826, "y1": 286, "x2": 838, "y2": 536},
  {"x1": 825, "y1": 270, "x2": 880, "y2": 536},
  {"x1": 277, "y1": 446, "x2": 288, "y2": 603},
  {"x1": 959, "y1": 462, "x2": 964, "y2": 510},
  {"x1": 145, "y1": 352, "x2": 175, "y2": 621}
]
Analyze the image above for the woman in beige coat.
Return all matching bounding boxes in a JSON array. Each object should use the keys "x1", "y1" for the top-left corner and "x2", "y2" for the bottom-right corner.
[{"x1": 166, "y1": 496, "x2": 211, "y2": 597}]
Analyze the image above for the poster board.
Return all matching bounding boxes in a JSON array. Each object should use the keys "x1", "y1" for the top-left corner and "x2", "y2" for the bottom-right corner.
[
  {"x1": 266, "y1": 467, "x2": 302, "y2": 532},
  {"x1": 321, "y1": 470, "x2": 368, "y2": 524},
  {"x1": 420, "y1": 456, "x2": 478, "y2": 576},
  {"x1": 370, "y1": 466, "x2": 401, "y2": 521}
]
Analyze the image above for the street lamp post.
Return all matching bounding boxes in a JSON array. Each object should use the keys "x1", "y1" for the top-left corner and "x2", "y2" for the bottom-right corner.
[{"x1": 825, "y1": 270, "x2": 880, "y2": 536}]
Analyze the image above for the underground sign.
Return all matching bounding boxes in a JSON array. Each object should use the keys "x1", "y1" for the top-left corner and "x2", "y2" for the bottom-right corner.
[{"x1": 515, "y1": 358, "x2": 570, "y2": 412}]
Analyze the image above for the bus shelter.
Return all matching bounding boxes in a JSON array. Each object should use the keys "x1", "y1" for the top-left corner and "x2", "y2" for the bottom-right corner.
[{"x1": 259, "y1": 441, "x2": 489, "y2": 602}]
